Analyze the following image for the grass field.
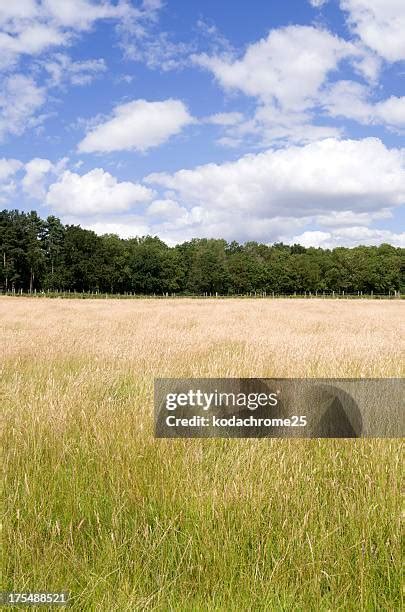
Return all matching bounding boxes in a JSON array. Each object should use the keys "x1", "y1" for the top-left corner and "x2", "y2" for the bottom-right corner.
[{"x1": 1, "y1": 298, "x2": 404, "y2": 611}]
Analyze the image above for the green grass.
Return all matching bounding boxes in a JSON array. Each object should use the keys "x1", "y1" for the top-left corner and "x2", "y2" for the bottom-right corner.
[{"x1": 2, "y1": 363, "x2": 402, "y2": 611}]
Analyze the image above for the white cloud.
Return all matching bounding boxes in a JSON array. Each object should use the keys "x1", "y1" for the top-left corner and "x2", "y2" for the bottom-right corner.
[
  {"x1": 340, "y1": 0, "x2": 405, "y2": 62},
  {"x1": 375, "y1": 97, "x2": 405, "y2": 129},
  {"x1": 40, "y1": 138, "x2": 404, "y2": 246},
  {"x1": 123, "y1": 31, "x2": 194, "y2": 72},
  {"x1": 315, "y1": 209, "x2": 392, "y2": 227},
  {"x1": 117, "y1": 0, "x2": 193, "y2": 71},
  {"x1": 322, "y1": 80, "x2": 371, "y2": 122},
  {"x1": 196, "y1": 19, "x2": 235, "y2": 57},
  {"x1": 162, "y1": 214, "x2": 307, "y2": 245},
  {"x1": 0, "y1": 1, "x2": 165, "y2": 141},
  {"x1": 0, "y1": 3, "x2": 38, "y2": 22},
  {"x1": 22, "y1": 158, "x2": 54, "y2": 199},
  {"x1": 193, "y1": 25, "x2": 380, "y2": 146},
  {"x1": 0, "y1": 158, "x2": 22, "y2": 180},
  {"x1": 46, "y1": 168, "x2": 154, "y2": 215},
  {"x1": 0, "y1": 0, "x2": 143, "y2": 69},
  {"x1": 0, "y1": 157, "x2": 23, "y2": 203},
  {"x1": 222, "y1": 104, "x2": 342, "y2": 148},
  {"x1": 71, "y1": 217, "x2": 152, "y2": 239},
  {"x1": 147, "y1": 137, "x2": 405, "y2": 215},
  {"x1": 141, "y1": 0, "x2": 163, "y2": 11},
  {"x1": 205, "y1": 112, "x2": 244, "y2": 126},
  {"x1": 194, "y1": 26, "x2": 356, "y2": 111},
  {"x1": 323, "y1": 81, "x2": 405, "y2": 130},
  {"x1": 145, "y1": 138, "x2": 405, "y2": 242},
  {"x1": 78, "y1": 99, "x2": 194, "y2": 153},
  {"x1": 22, "y1": 157, "x2": 68, "y2": 199},
  {"x1": 147, "y1": 199, "x2": 186, "y2": 218},
  {"x1": 41, "y1": 0, "x2": 131, "y2": 31},
  {"x1": 290, "y1": 228, "x2": 405, "y2": 248},
  {"x1": 0, "y1": 23, "x2": 64, "y2": 69},
  {"x1": 351, "y1": 50, "x2": 381, "y2": 83},
  {"x1": 0, "y1": 74, "x2": 46, "y2": 141},
  {"x1": 42, "y1": 53, "x2": 106, "y2": 87},
  {"x1": 0, "y1": 1, "x2": 129, "y2": 31},
  {"x1": 309, "y1": 0, "x2": 328, "y2": 7}
]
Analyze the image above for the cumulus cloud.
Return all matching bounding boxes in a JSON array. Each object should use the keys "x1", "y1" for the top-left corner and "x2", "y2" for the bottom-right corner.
[
  {"x1": 46, "y1": 168, "x2": 154, "y2": 215},
  {"x1": 323, "y1": 81, "x2": 405, "y2": 130},
  {"x1": 70, "y1": 217, "x2": 153, "y2": 239},
  {"x1": 194, "y1": 26, "x2": 357, "y2": 110},
  {"x1": 340, "y1": 0, "x2": 405, "y2": 62},
  {"x1": 315, "y1": 209, "x2": 392, "y2": 228},
  {"x1": 0, "y1": 157, "x2": 22, "y2": 180},
  {"x1": 22, "y1": 157, "x2": 68, "y2": 199},
  {"x1": 0, "y1": 21, "x2": 64, "y2": 70},
  {"x1": 144, "y1": 138, "x2": 405, "y2": 242},
  {"x1": 44, "y1": 137, "x2": 404, "y2": 247},
  {"x1": 375, "y1": 97, "x2": 405, "y2": 130},
  {"x1": 0, "y1": 74, "x2": 46, "y2": 141},
  {"x1": 0, "y1": 157, "x2": 23, "y2": 203},
  {"x1": 217, "y1": 105, "x2": 342, "y2": 148},
  {"x1": 146, "y1": 199, "x2": 186, "y2": 218},
  {"x1": 22, "y1": 158, "x2": 54, "y2": 199},
  {"x1": 78, "y1": 99, "x2": 194, "y2": 153},
  {"x1": 193, "y1": 25, "x2": 381, "y2": 146},
  {"x1": 147, "y1": 138, "x2": 405, "y2": 215},
  {"x1": 289, "y1": 228, "x2": 405, "y2": 248}
]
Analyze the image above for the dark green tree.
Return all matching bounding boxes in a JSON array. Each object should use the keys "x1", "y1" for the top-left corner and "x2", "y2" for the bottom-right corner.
[{"x1": 1, "y1": 209, "x2": 403, "y2": 295}]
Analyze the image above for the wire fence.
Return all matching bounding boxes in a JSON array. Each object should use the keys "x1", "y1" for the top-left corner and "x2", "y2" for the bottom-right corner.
[{"x1": 0, "y1": 289, "x2": 403, "y2": 300}]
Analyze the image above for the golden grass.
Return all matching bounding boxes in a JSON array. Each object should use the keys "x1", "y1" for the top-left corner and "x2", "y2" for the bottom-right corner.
[{"x1": 1, "y1": 298, "x2": 404, "y2": 611}]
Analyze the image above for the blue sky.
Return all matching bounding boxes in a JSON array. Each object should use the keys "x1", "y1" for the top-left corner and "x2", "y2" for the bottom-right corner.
[{"x1": 0, "y1": 0, "x2": 404, "y2": 246}]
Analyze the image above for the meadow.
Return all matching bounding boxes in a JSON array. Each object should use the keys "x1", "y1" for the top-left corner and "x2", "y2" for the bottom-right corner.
[{"x1": 1, "y1": 297, "x2": 404, "y2": 611}]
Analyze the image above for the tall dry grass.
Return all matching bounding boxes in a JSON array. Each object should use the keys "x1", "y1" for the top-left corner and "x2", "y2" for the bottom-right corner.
[{"x1": 1, "y1": 298, "x2": 404, "y2": 610}]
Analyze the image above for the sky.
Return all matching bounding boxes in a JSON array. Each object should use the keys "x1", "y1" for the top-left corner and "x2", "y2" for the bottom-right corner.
[{"x1": 0, "y1": 0, "x2": 404, "y2": 247}]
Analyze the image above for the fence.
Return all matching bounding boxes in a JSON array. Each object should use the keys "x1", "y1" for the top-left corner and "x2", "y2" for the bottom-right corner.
[{"x1": 0, "y1": 289, "x2": 402, "y2": 300}]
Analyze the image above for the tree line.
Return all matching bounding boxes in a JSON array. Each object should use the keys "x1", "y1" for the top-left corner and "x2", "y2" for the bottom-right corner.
[{"x1": 1, "y1": 210, "x2": 404, "y2": 295}]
